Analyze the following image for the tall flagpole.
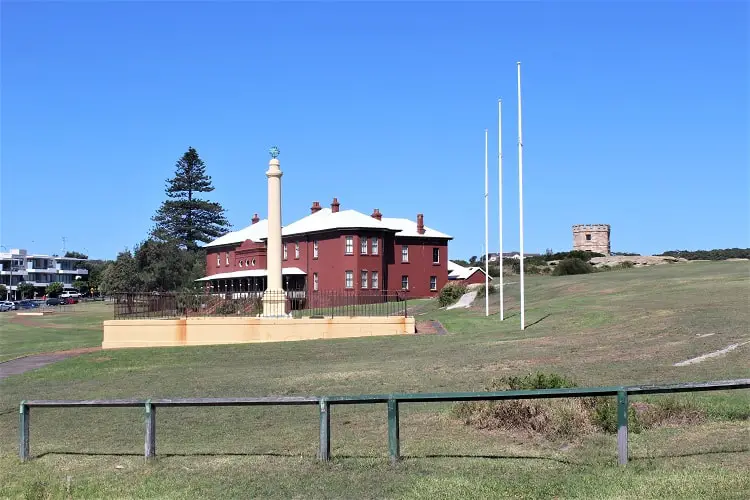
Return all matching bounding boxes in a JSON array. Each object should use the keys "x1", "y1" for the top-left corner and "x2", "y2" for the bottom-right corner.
[
  {"x1": 517, "y1": 61, "x2": 525, "y2": 330},
  {"x1": 498, "y1": 99, "x2": 504, "y2": 321},
  {"x1": 484, "y1": 128, "x2": 490, "y2": 317}
]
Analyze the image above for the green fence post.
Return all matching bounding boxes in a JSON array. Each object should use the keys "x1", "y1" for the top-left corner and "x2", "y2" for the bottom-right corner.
[
  {"x1": 145, "y1": 400, "x2": 156, "y2": 460},
  {"x1": 318, "y1": 398, "x2": 330, "y2": 461},
  {"x1": 387, "y1": 398, "x2": 400, "y2": 465},
  {"x1": 19, "y1": 401, "x2": 29, "y2": 462},
  {"x1": 617, "y1": 390, "x2": 628, "y2": 465}
]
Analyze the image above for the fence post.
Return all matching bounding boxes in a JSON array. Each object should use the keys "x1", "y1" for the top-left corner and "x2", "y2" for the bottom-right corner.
[
  {"x1": 145, "y1": 400, "x2": 156, "y2": 460},
  {"x1": 19, "y1": 401, "x2": 29, "y2": 461},
  {"x1": 387, "y1": 398, "x2": 400, "y2": 465},
  {"x1": 318, "y1": 398, "x2": 330, "y2": 461},
  {"x1": 617, "y1": 390, "x2": 628, "y2": 465}
]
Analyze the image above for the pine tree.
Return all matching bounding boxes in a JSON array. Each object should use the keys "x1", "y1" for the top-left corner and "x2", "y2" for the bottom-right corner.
[{"x1": 150, "y1": 147, "x2": 230, "y2": 249}]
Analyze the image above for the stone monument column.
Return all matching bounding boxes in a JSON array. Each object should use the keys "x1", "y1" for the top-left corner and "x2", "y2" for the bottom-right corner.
[{"x1": 262, "y1": 146, "x2": 286, "y2": 317}]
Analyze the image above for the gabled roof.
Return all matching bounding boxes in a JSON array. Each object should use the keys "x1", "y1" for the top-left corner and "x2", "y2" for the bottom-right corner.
[
  {"x1": 279, "y1": 208, "x2": 398, "y2": 238},
  {"x1": 204, "y1": 219, "x2": 269, "y2": 248},
  {"x1": 447, "y1": 260, "x2": 492, "y2": 280},
  {"x1": 381, "y1": 217, "x2": 452, "y2": 239}
]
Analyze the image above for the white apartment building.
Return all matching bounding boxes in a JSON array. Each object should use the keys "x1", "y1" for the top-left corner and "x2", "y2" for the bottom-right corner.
[{"x1": 0, "y1": 248, "x2": 88, "y2": 298}]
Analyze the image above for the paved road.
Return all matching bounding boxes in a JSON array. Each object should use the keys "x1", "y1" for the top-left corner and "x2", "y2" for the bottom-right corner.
[{"x1": 0, "y1": 347, "x2": 100, "y2": 380}]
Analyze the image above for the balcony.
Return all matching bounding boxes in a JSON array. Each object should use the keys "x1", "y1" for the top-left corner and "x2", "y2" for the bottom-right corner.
[{"x1": 58, "y1": 268, "x2": 89, "y2": 275}]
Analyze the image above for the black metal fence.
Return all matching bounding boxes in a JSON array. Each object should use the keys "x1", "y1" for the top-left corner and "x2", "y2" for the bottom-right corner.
[{"x1": 112, "y1": 289, "x2": 408, "y2": 319}]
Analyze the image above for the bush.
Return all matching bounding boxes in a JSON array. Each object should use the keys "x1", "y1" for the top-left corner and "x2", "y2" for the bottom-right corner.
[
  {"x1": 450, "y1": 372, "x2": 710, "y2": 441},
  {"x1": 552, "y1": 258, "x2": 594, "y2": 276},
  {"x1": 544, "y1": 251, "x2": 604, "y2": 262},
  {"x1": 475, "y1": 284, "x2": 497, "y2": 298},
  {"x1": 438, "y1": 282, "x2": 467, "y2": 307},
  {"x1": 620, "y1": 260, "x2": 635, "y2": 269}
]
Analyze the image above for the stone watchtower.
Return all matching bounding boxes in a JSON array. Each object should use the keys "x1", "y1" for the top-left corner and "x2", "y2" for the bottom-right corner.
[{"x1": 572, "y1": 224, "x2": 611, "y2": 255}]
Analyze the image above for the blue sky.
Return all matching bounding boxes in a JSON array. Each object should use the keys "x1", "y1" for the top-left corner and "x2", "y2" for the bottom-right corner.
[{"x1": 2, "y1": 1, "x2": 748, "y2": 260}]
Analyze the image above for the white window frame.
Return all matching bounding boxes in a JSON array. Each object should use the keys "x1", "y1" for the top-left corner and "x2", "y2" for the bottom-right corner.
[
  {"x1": 313, "y1": 272, "x2": 319, "y2": 291},
  {"x1": 401, "y1": 245, "x2": 409, "y2": 263},
  {"x1": 401, "y1": 275, "x2": 409, "y2": 290},
  {"x1": 283, "y1": 244, "x2": 288, "y2": 260},
  {"x1": 433, "y1": 247, "x2": 440, "y2": 264},
  {"x1": 361, "y1": 270, "x2": 368, "y2": 288},
  {"x1": 225, "y1": 252, "x2": 230, "y2": 265},
  {"x1": 430, "y1": 275, "x2": 437, "y2": 291},
  {"x1": 371, "y1": 237, "x2": 378, "y2": 255},
  {"x1": 216, "y1": 254, "x2": 221, "y2": 266},
  {"x1": 295, "y1": 242, "x2": 300, "y2": 259},
  {"x1": 313, "y1": 240, "x2": 319, "y2": 259},
  {"x1": 345, "y1": 236, "x2": 353, "y2": 255},
  {"x1": 361, "y1": 237, "x2": 368, "y2": 255},
  {"x1": 345, "y1": 270, "x2": 353, "y2": 289},
  {"x1": 371, "y1": 271, "x2": 379, "y2": 289}
]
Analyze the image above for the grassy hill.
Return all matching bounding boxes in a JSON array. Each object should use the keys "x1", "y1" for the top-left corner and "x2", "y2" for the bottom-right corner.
[{"x1": 0, "y1": 261, "x2": 748, "y2": 498}]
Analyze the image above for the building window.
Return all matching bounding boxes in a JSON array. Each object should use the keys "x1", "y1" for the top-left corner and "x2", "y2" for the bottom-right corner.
[
  {"x1": 295, "y1": 243, "x2": 300, "y2": 259},
  {"x1": 313, "y1": 272, "x2": 319, "y2": 291},
  {"x1": 216, "y1": 254, "x2": 220, "y2": 266},
  {"x1": 313, "y1": 240, "x2": 319, "y2": 259},
  {"x1": 361, "y1": 270, "x2": 368, "y2": 288},
  {"x1": 371, "y1": 237, "x2": 378, "y2": 255},
  {"x1": 239, "y1": 260, "x2": 243, "y2": 267},
  {"x1": 401, "y1": 275, "x2": 409, "y2": 290},
  {"x1": 361, "y1": 237, "x2": 368, "y2": 255},
  {"x1": 371, "y1": 271, "x2": 379, "y2": 289},
  {"x1": 586, "y1": 234, "x2": 592, "y2": 241},
  {"x1": 283, "y1": 244, "x2": 288, "y2": 260},
  {"x1": 345, "y1": 270, "x2": 353, "y2": 289},
  {"x1": 433, "y1": 248, "x2": 440, "y2": 264},
  {"x1": 251, "y1": 258, "x2": 255, "y2": 266},
  {"x1": 225, "y1": 252, "x2": 230, "y2": 265},
  {"x1": 430, "y1": 276, "x2": 437, "y2": 291},
  {"x1": 345, "y1": 236, "x2": 353, "y2": 255},
  {"x1": 401, "y1": 245, "x2": 409, "y2": 262}
]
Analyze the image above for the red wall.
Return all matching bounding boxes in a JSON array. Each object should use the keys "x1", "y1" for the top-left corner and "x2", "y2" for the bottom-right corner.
[
  {"x1": 462, "y1": 269, "x2": 489, "y2": 286},
  {"x1": 386, "y1": 237, "x2": 448, "y2": 298}
]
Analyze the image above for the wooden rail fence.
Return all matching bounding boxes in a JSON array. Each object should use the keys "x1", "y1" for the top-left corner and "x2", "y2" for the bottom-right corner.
[{"x1": 19, "y1": 378, "x2": 749, "y2": 465}]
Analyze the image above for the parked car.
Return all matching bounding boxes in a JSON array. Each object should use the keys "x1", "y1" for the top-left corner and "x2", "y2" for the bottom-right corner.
[
  {"x1": 17, "y1": 300, "x2": 39, "y2": 309},
  {"x1": 61, "y1": 291, "x2": 82, "y2": 299},
  {"x1": 60, "y1": 297, "x2": 79, "y2": 304},
  {"x1": 45, "y1": 297, "x2": 63, "y2": 306},
  {"x1": 0, "y1": 301, "x2": 15, "y2": 312}
]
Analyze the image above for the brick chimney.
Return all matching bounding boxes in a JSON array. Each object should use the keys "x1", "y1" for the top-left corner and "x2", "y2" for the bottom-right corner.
[
  {"x1": 371, "y1": 208, "x2": 382, "y2": 221},
  {"x1": 311, "y1": 201, "x2": 322, "y2": 214},
  {"x1": 331, "y1": 197, "x2": 340, "y2": 213},
  {"x1": 251, "y1": 213, "x2": 260, "y2": 224},
  {"x1": 417, "y1": 213, "x2": 425, "y2": 234}
]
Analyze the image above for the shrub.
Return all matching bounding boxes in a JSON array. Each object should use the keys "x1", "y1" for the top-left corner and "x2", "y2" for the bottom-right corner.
[
  {"x1": 544, "y1": 251, "x2": 604, "y2": 262},
  {"x1": 620, "y1": 260, "x2": 635, "y2": 268},
  {"x1": 552, "y1": 258, "x2": 594, "y2": 276},
  {"x1": 438, "y1": 282, "x2": 467, "y2": 307},
  {"x1": 450, "y1": 372, "x2": 710, "y2": 441},
  {"x1": 475, "y1": 284, "x2": 497, "y2": 298}
]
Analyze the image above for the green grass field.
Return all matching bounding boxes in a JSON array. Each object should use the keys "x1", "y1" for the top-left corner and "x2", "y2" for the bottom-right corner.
[
  {"x1": 0, "y1": 302, "x2": 111, "y2": 362},
  {"x1": 0, "y1": 261, "x2": 748, "y2": 498}
]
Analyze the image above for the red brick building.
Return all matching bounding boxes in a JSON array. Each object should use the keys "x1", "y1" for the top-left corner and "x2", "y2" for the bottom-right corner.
[
  {"x1": 197, "y1": 198, "x2": 452, "y2": 299},
  {"x1": 447, "y1": 261, "x2": 492, "y2": 286}
]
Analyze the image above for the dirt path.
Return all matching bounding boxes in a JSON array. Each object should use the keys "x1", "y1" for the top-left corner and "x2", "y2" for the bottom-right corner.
[{"x1": 0, "y1": 347, "x2": 101, "y2": 380}]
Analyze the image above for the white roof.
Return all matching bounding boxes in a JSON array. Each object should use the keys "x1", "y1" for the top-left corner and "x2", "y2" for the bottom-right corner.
[
  {"x1": 280, "y1": 208, "x2": 396, "y2": 237},
  {"x1": 204, "y1": 219, "x2": 269, "y2": 248},
  {"x1": 380, "y1": 217, "x2": 452, "y2": 239},
  {"x1": 447, "y1": 261, "x2": 492, "y2": 280},
  {"x1": 195, "y1": 266, "x2": 306, "y2": 281}
]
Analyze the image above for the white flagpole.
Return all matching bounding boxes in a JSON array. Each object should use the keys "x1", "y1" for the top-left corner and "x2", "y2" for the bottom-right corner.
[
  {"x1": 498, "y1": 99, "x2": 504, "y2": 321},
  {"x1": 517, "y1": 61, "x2": 525, "y2": 330},
  {"x1": 484, "y1": 128, "x2": 490, "y2": 317}
]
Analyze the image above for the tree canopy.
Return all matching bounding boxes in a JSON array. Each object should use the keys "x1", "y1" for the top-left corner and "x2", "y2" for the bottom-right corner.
[
  {"x1": 64, "y1": 251, "x2": 88, "y2": 259},
  {"x1": 150, "y1": 147, "x2": 230, "y2": 250}
]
